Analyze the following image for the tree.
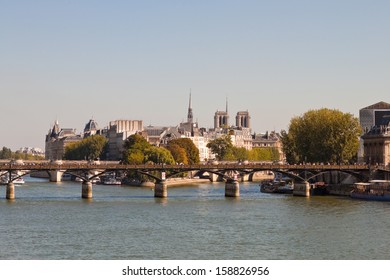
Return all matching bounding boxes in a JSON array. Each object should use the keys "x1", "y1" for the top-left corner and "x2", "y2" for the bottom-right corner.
[
  {"x1": 123, "y1": 134, "x2": 150, "y2": 151},
  {"x1": 64, "y1": 135, "x2": 108, "y2": 160},
  {"x1": 166, "y1": 143, "x2": 188, "y2": 164},
  {"x1": 248, "y1": 147, "x2": 280, "y2": 162},
  {"x1": 0, "y1": 147, "x2": 12, "y2": 159},
  {"x1": 122, "y1": 134, "x2": 175, "y2": 164},
  {"x1": 231, "y1": 147, "x2": 248, "y2": 161},
  {"x1": 281, "y1": 108, "x2": 362, "y2": 164},
  {"x1": 166, "y1": 138, "x2": 200, "y2": 164},
  {"x1": 206, "y1": 135, "x2": 233, "y2": 161},
  {"x1": 144, "y1": 146, "x2": 175, "y2": 165}
]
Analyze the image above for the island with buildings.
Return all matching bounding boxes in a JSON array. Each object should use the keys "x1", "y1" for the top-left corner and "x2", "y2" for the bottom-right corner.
[
  {"x1": 45, "y1": 95, "x2": 283, "y2": 163},
  {"x1": 43, "y1": 98, "x2": 390, "y2": 169}
]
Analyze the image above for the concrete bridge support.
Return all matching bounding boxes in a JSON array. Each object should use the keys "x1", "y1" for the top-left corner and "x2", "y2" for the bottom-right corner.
[
  {"x1": 225, "y1": 180, "x2": 240, "y2": 197},
  {"x1": 154, "y1": 181, "x2": 168, "y2": 198},
  {"x1": 49, "y1": 170, "x2": 64, "y2": 182},
  {"x1": 6, "y1": 183, "x2": 15, "y2": 200},
  {"x1": 293, "y1": 181, "x2": 310, "y2": 197},
  {"x1": 82, "y1": 181, "x2": 93, "y2": 199},
  {"x1": 241, "y1": 174, "x2": 250, "y2": 182},
  {"x1": 209, "y1": 172, "x2": 219, "y2": 182}
]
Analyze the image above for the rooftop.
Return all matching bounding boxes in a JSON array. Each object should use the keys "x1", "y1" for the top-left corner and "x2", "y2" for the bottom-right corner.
[{"x1": 362, "y1": 101, "x2": 390, "y2": 110}]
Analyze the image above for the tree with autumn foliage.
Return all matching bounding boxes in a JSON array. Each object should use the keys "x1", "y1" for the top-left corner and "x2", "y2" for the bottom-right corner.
[{"x1": 166, "y1": 138, "x2": 200, "y2": 164}]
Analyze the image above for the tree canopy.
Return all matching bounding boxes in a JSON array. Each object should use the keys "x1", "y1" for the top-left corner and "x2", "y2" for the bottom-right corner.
[
  {"x1": 206, "y1": 136, "x2": 280, "y2": 162},
  {"x1": 206, "y1": 135, "x2": 234, "y2": 161},
  {"x1": 64, "y1": 135, "x2": 108, "y2": 160},
  {"x1": 0, "y1": 147, "x2": 13, "y2": 159},
  {"x1": 281, "y1": 108, "x2": 362, "y2": 164},
  {"x1": 0, "y1": 146, "x2": 44, "y2": 160},
  {"x1": 122, "y1": 134, "x2": 175, "y2": 164},
  {"x1": 166, "y1": 138, "x2": 200, "y2": 164}
]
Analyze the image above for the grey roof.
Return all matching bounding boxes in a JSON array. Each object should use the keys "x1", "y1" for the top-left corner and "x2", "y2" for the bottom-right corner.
[
  {"x1": 362, "y1": 101, "x2": 390, "y2": 110},
  {"x1": 84, "y1": 119, "x2": 99, "y2": 132}
]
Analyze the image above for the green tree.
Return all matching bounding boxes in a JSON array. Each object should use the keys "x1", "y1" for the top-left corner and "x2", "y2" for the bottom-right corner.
[
  {"x1": 122, "y1": 134, "x2": 175, "y2": 165},
  {"x1": 64, "y1": 135, "x2": 108, "y2": 160},
  {"x1": 123, "y1": 149, "x2": 145, "y2": 164},
  {"x1": 231, "y1": 147, "x2": 248, "y2": 161},
  {"x1": 0, "y1": 147, "x2": 12, "y2": 159},
  {"x1": 145, "y1": 146, "x2": 175, "y2": 165},
  {"x1": 281, "y1": 108, "x2": 362, "y2": 164},
  {"x1": 123, "y1": 134, "x2": 150, "y2": 151},
  {"x1": 167, "y1": 138, "x2": 200, "y2": 164},
  {"x1": 206, "y1": 135, "x2": 233, "y2": 161},
  {"x1": 248, "y1": 147, "x2": 280, "y2": 161}
]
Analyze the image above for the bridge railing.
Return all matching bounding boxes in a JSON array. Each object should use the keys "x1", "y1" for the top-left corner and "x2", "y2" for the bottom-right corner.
[{"x1": 0, "y1": 160, "x2": 371, "y2": 172}]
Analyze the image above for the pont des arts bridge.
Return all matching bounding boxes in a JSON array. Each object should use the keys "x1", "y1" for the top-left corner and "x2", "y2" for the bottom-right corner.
[{"x1": 1, "y1": 160, "x2": 388, "y2": 200}]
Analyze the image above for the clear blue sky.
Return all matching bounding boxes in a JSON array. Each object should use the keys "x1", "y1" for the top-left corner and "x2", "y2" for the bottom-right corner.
[{"x1": 1, "y1": 0, "x2": 389, "y2": 150}]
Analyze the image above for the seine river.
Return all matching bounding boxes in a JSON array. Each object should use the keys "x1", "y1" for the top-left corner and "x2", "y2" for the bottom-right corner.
[{"x1": 0, "y1": 177, "x2": 389, "y2": 260}]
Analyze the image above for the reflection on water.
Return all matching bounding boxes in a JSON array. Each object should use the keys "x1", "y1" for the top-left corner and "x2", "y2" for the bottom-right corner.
[{"x1": 0, "y1": 177, "x2": 389, "y2": 260}]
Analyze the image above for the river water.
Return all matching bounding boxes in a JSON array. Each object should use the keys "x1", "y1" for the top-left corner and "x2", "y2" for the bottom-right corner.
[{"x1": 0, "y1": 177, "x2": 389, "y2": 260}]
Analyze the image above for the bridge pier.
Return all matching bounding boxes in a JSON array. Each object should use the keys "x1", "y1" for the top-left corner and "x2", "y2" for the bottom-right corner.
[
  {"x1": 82, "y1": 181, "x2": 93, "y2": 199},
  {"x1": 49, "y1": 170, "x2": 64, "y2": 182},
  {"x1": 6, "y1": 183, "x2": 15, "y2": 200},
  {"x1": 293, "y1": 181, "x2": 310, "y2": 197},
  {"x1": 241, "y1": 174, "x2": 250, "y2": 182},
  {"x1": 225, "y1": 180, "x2": 240, "y2": 197},
  {"x1": 209, "y1": 172, "x2": 219, "y2": 182},
  {"x1": 154, "y1": 181, "x2": 168, "y2": 198}
]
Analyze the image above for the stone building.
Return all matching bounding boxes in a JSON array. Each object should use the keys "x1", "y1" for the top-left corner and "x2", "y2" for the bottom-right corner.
[
  {"x1": 83, "y1": 119, "x2": 100, "y2": 137},
  {"x1": 106, "y1": 120, "x2": 144, "y2": 160},
  {"x1": 362, "y1": 116, "x2": 390, "y2": 166},
  {"x1": 45, "y1": 120, "x2": 81, "y2": 160},
  {"x1": 236, "y1": 111, "x2": 250, "y2": 128},
  {"x1": 359, "y1": 101, "x2": 390, "y2": 132},
  {"x1": 252, "y1": 131, "x2": 284, "y2": 161},
  {"x1": 359, "y1": 101, "x2": 390, "y2": 163},
  {"x1": 214, "y1": 99, "x2": 229, "y2": 129}
]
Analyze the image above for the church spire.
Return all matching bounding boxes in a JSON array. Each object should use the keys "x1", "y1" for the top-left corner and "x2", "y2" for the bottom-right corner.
[
  {"x1": 226, "y1": 96, "x2": 228, "y2": 113},
  {"x1": 187, "y1": 90, "x2": 193, "y2": 123}
]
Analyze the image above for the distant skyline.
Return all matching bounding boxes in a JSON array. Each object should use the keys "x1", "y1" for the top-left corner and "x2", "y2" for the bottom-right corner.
[{"x1": 1, "y1": 0, "x2": 389, "y2": 150}]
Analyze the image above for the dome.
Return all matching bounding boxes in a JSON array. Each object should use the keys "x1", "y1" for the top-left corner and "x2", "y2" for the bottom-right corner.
[{"x1": 84, "y1": 119, "x2": 98, "y2": 133}]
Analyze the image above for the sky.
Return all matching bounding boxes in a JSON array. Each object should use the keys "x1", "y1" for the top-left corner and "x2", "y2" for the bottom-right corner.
[{"x1": 1, "y1": 0, "x2": 389, "y2": 150}]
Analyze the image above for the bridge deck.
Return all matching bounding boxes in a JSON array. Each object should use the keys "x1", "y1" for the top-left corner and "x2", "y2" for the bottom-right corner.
[{"x1": 0, "y1": 160, "x2": 372, "y2": 172}]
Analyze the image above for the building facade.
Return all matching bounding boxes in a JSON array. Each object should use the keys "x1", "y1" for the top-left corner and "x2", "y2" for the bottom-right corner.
[
  {"x1": 359, "y1": 101, "x2": 390, "y2": 132},
  {"x1": 106, "y1": 120, "x2": 144, "y2": 160},
  {"x1": 359, "y1": 101, "x2": 390, "y2": 163},
  {"x1": 236, "y1": 111, "x2": 250, "y2": 128},
  {"x1": 45, "y1": 120, "x2": 82, "y2": 160},
  {"x1": 362, "y1": 116, "x2": 390, "y2": 166},
  {"x1": 252, "y1": 131, "x2": 284, "y2": 161}
]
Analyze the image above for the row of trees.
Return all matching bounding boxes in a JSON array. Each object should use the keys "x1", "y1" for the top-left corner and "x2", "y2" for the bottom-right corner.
[
  {"x1": 122, "y1": 135, "x2": 200, "y2": 164},
  {"x1": 206, "y1": 135, "x2": 280, "y2": 162},
  {"x1": 0, "y1": 147, "x2": 44, "y2": 160},
  {"x1": 64, "y1": 135, "x2": 108, "y2": 160},
  {"x1": 62, "y1": 133, "x2": 280, "y2": 164}
]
